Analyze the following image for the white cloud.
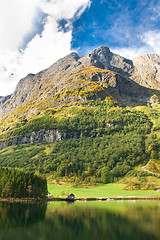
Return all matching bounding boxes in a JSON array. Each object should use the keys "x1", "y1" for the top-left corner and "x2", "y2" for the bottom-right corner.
[
  {"x1": 0, "y1": 0, "x2": 91, "y2": 96},
  {"x1": 111, "y1": 46, "x2": 153, "y2": 60},
  {"x1": 139, "y1": 30, "x2": 160, "y2": 55},
  {"x1": 40, "y1": 0, "x2": 90, "y2": 19},
  {"x1": 111, "y1": 30, "x2": 160, "y2": 60},
  {"x1": 0, "y1": 0, "x2": 40, "y2": 51}
]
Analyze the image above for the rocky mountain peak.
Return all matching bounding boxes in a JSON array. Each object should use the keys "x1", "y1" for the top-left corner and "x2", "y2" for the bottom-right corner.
[
  {"x1": 63, "y1": 52, "x2": 80, "y2": 61},
  {"x1": 0, "y1": 45, "x2": 160, "y2": 118},
  {"x1": 133, "y1": 54, "x2": 160, "y2": 70},
  {"x1": 133, "y1": 53, "x2": 160, "y2": 63},
  {"x1": 87, "y1": 45, "x2": 134, "y2": 79},
  {"x1": 89, "y1": 45, "x2": 111, "y2": 60}
]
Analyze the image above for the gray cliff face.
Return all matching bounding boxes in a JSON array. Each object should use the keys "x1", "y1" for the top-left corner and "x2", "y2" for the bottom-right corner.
[
  {"x1": 9, "y1": 74, "x2": 36, "y2": 107},
  {"x1": 0, "y1": 95, "x2": 11, "y2": 114},
  {"x1": 132, "y1": 54, "x2": 160, "y2": 89},
  {"x1": 0, "y1": 129, "x2": 66, "y2": 149},
  {"x1": 0, "y1": 52, "x2": 82, "y2": 116},
  {"x1": 19, "y1": 129, "x2": 64, "y2": 144},
  {"x1": 0, "y1": 46, "x2": 160, "y2": 118}
]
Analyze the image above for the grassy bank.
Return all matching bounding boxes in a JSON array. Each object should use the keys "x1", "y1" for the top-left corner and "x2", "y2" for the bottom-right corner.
[{"x1": 48, "y1": 183, "x2": 160, "y2": 198}]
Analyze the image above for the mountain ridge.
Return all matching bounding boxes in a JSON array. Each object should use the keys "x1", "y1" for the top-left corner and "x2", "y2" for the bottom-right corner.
[{"x1": 0, "y1": 45, "x2": 160, "y2": 119}]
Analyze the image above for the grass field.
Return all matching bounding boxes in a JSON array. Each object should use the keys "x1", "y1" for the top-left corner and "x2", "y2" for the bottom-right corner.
[{"x1": 48, "y1": 183, "x2": 160, "y2": 198}]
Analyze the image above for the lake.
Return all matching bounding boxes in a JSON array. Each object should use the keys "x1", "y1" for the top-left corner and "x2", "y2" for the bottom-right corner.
[{"x1": 0, "y1": 200, "x2": 159, "y2": 240}]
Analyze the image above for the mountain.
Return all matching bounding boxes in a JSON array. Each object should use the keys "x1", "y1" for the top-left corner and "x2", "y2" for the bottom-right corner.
[
  {"x1": 0, "y1": 46, "x2": 160, "y2": 188},
  {"x1": 0, "y1": 46, "x2": 160, "y2": 119}
]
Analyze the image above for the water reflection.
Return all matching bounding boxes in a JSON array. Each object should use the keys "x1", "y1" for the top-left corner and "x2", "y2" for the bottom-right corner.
[
  {"x1": 0, "y1": 201, "x2": 159, "y2": 240},
  {"x1": 0, "y1": 202, "x2": 47, "y2": 229}
]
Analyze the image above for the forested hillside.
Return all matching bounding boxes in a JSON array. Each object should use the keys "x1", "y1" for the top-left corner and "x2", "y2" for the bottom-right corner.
[
  {"x1": 0, "y1": 46, "x2": 160, "y2": 190},
  {"x1": 0, "y1": 99, "x2": 159, "y2": 188}
]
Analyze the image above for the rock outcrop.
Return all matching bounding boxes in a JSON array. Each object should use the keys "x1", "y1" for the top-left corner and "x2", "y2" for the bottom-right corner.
[{"x1": 0, "y1": 129, "x2": 66, "y2": 150}]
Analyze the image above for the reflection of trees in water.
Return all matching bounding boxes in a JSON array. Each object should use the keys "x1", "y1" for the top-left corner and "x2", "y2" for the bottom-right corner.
[
  {"x1": 0, "y1": 202, "x2": 47, "y2": 229},
  {"x1": 0, "y1": 203, "x2": 159, "y2": 240},
  {"x1": 124, "y1": 204, "x2": 160, "y2": 240},
  {"x1": 27, "y1": 205, "x2": 157, "y2": 240},
  {"x1": 41, "y1": 207, "x2": 158, "y2": 240}
]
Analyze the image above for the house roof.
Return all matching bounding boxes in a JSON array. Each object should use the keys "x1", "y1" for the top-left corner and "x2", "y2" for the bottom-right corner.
[{"x1": 66, "y1": 193, "x2": 75, "y2": 197}]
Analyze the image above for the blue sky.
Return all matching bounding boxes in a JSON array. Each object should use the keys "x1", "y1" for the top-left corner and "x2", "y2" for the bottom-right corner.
[
  {"x1": 0, "y1": 0, "x2": 160, "y2": 96},
  {"x1": 71, "y1": 0, "x2": 160, "y2": 57}
]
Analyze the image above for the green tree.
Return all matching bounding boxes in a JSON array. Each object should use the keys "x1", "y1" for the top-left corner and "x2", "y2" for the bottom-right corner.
[
  {"x1": 101, "y1": 167, "x2": 112, "y2": 183},
  {"x1": 2, "y1": 181, "x2": 13, "y2": 197}
]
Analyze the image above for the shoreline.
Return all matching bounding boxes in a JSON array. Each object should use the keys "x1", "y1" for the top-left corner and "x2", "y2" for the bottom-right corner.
[{"x1": 0, "y1": 196, "x2": 160, "y2": 203}]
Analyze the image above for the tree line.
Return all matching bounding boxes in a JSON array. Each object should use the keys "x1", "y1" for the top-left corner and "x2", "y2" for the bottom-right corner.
[{"x1": 0, "y1": 167, "x2": 47, "y2": 198}]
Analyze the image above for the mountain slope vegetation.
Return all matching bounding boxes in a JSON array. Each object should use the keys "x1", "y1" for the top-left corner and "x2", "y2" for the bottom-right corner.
[{"x1": 0, "y1": 99, "x2": 159, "y2": 189}]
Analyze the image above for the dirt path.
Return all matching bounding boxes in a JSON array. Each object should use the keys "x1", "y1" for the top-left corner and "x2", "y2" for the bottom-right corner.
[{"x1": 141, "y1": 164, "x2": 154, "y2": 174}]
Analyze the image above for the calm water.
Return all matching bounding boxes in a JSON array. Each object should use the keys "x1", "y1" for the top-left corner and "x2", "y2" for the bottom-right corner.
[{"x1": 0, "y1": 200, "x2": 159, "y2": 240}]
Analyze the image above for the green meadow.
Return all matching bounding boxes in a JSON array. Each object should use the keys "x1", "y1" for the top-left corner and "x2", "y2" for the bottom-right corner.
[{"x1": 48, "y1": 183, "x2": 160, "y2": 198}]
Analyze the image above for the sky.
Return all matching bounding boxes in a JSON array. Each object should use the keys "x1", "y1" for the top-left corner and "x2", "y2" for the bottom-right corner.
[{"x1": 0, "y1": 0, "x2": 160, "y2": 96}]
